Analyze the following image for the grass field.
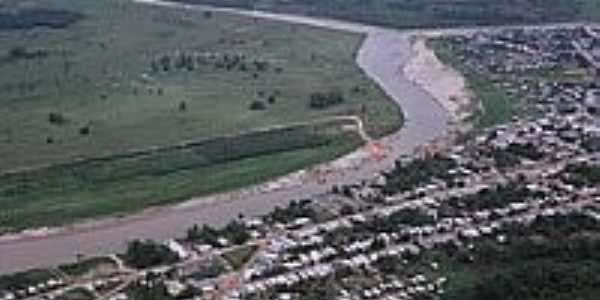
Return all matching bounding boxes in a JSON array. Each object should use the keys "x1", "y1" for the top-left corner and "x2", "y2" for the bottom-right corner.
[
  {"x1": 428, "y1": 39, "x2": 518, "y2": 129},
  {"x1": 0, "y1": 0, "x2": 400, "y2": 171},
  {"x1": 0, "y1": 0, "x2": 401, "y2": 231},
  {"x1": 0, "y1": 122, "x2": 362, "y2": 232}
]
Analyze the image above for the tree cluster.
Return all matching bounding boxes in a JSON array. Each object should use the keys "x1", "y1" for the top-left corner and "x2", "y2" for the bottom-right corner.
[
  {"x1": 308, "y1": 90, "x2": 345, "y2": 110},
  {"x1": 123, "y1": 239, "x2": 179, "y2": 269}
]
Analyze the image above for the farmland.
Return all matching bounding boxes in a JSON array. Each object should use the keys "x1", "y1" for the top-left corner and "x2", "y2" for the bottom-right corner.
[{"x1": 0, "y1": 0, "x2": 401, "y2": 231}]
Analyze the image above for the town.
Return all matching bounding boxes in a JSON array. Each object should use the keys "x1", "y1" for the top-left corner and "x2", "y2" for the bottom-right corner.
[{"x1": 2, "y1": 24, "x2": 600, "y2": 300}]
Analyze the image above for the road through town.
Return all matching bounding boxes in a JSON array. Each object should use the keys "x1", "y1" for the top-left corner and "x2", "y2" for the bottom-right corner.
[{"x1": 0, "y1": 0, "x2": 453, "y2": 274}]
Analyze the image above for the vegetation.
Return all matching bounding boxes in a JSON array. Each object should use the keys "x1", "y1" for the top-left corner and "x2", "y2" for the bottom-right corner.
[
  {"x1": 173, "y1": 0, "x2": 600, "y2": 29},
  {"x1": 443, "y1": 183, "x2": 542, "y2": 213},
  {"x1": 0, "y1": 268, "x2": 57, "y2": 291},
  {"x1": 564, "y1": 163, "x2": 600, "y2": 187},
  {"x1": 126, "y1": 283, "x2": 177, "y2": 300},
  {"x1": 429, "y1": 39, "x2": 518, "y2": 128},
  {"x1": 222, "y1": 245, "x2": 259, "y2": 270},
  {"x1": 267, "y1": 199, "x2": 317, "y2": 224},
  {"x1": 382, "y1": 155, "x2": 457, "y2": 195},
  {"x1": 0, "y1": 122, "x2": 361, "y2": 233},
  {"x1": 0, "y1": 0, "x2": 401, "y2": 231},
  {"x1": 430, "y1": 214, "x2": 600, "y2": 300},
  {"x1": 58, "y1": 256, "x2": 117, "y2": 277},
  {"x1": 0, "y1": 8, "x2": 84, "y2": 30},
  {"x1": 58, "y1": 287, "x2": 95, "y2": 300},
  {"x1": 0, "y1": 0, "x2": 399, "y2": 173},
  {"x1": 309, "y1": 90, "x2": 345, "y2": 110},
  {"x1": 123, "y1": 239, "x2": 179, "y2": 269},
  {"x1": 186, "y1": 220, "x2": 250, "y2": 246}
]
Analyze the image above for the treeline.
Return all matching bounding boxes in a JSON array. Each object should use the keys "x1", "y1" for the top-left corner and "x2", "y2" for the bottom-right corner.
[
  {"x1": 186, "y1": 220, "x2": 250, "y2": 246},
  {"x1": 150, "y1": 51, "x2": 272, "y2": 75},
  {"x1": 0, "y1": 8, "x2": 84, "y2": 31},
  {"x1": 170, "y1": 0, "x2": 589, "y2": 29},
  {"x1": 382, "y1": 155, "x2": 457, "y2": 195}
]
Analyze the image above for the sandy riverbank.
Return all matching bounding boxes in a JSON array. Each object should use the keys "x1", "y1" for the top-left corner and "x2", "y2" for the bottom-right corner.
[{"x1": 404, "y1": 37, "x2": 475, "y2": 123}]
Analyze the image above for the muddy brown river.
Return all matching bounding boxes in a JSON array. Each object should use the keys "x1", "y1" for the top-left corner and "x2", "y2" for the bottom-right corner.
[{"x1": 0, "y1": 0, "x2": 454, "y2": 274}]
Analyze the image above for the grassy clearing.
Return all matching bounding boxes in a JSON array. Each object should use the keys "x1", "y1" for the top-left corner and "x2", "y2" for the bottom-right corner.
[
  {"x1": 0, "y1": 0, "x2": 400, "y2": 231},
  {"x1": 0, "y1": 0, "x2": 399, "y2": 172},
  {"x1": 222, "y1": 245, "x2": 258, "y2": 270},
  {"x1": 0, "y1": 123, "x2": 362, "y2": 233},
  {"x1": 429, "y1": 40, "x2": 517, "y2": 128}
]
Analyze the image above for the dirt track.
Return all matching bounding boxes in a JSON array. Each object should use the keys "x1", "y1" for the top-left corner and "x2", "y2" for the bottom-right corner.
[{"x1": 0, "y1": 0, "x2": 455, "y2": 274}]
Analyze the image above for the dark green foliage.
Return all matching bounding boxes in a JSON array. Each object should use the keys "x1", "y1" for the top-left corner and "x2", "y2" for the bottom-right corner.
[
  {"x1": 0, "y1": 124, "x2": 331, "y2": 203},
  {"x1": 0, "y1": 8, "x2": 84, "y2": 31},
  {"x1": 178, "y1": 101, "x2": 187, "y2": 112},
  {"x1": 491, "y1": 148, "x2": 521, "y2": 168},
  {"x1": 79, "y1": 126, "x2": 90, "y2": 136},
  {"x1": 222, "y1": 245, "x2": 258, "y2": 270},
  {"x1": 382, "y1": 156, "x2": 457, "y2": 195},
  {"x1": 171, "y1": 0, "x2": 594, "y2": 28},
  {"x1": 442, "y1": 214, "x2": 600, "y2": 300},
  {"x1": 565, "y1": 163, "x2": 600, "y2": 187},
  {"x1": 1, "y1": 47, "x2": 49, "y2": 65},
  {"x1": 48, "y1": 112, "x2": 67, "y2": 125},
  {"x1": 309, "y1": 90, "x2": 345, "y2": 110},
  {"x1": 126, "y1": 283, "x2": 176, "y2": 300},
  {"x1": 505, "y1": 143, "x2": 544, "y2": 161},
  {"x1": 268, "y1": 199, "x2": 316, "y2": 224},
  {"x1": 0, "y1": 268, "x2": 56, "y2": 291},
  {"x1": 445, "y1": 183, "x2": 541, "y2": 212},
  {"x1": 186, "y1": 220, "x2": 249, "y2": 246},
  {"x1": 123, "y1": 239, "x2": 179, "y2": 269},
  {"x1": 249, "y1": 100, "x2": 266, "y2": 110}
]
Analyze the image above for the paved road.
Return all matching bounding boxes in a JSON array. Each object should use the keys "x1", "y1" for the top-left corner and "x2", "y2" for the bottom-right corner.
[{"x1": 0, "y1": 0, "x2": 453, "y2": 274}]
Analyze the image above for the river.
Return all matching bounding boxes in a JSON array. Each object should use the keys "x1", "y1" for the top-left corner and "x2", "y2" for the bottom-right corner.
[{"x1": 0, "y1": 0, "x2": 452, "y2": 274}]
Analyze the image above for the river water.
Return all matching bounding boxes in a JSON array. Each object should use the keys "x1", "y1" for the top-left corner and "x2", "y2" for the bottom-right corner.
[{"x1": 0, "y1": 0, "x2": 450, "y2": 274}]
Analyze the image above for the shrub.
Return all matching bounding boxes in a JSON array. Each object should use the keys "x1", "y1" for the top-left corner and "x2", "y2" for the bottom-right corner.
[
  {"x1": 79, "y1": 126, "x2": 90, "y2": 136},
  {"x1": 249, "y1": 100, "x2": 266, "y2": 110},
  {"x1": 48, "y1": 112, "x2": 67, "y2": 125},
  {"x1": 123, "y1": 239, "x2": 179, "y2": 269},
  {"x1": 309, "y1": 90, "x2": 345, "y2": 109}
]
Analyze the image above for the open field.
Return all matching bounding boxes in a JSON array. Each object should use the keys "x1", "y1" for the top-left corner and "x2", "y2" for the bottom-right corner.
[
  {"x1": 0, "y1": 0, "x2": 399, "y2": 171},
  {"x1": 173, "y1": 0, "x2": 600, "y2": 29},
  {"x1": 0, "y1": 0, "x2": 400, "y2": 231}
]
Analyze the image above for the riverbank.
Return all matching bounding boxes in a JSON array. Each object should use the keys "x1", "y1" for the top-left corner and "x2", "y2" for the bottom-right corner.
[
  {"x1": 404, "y1": 37, "x2": 476, "y2": 123},
  {"x1": 0, "y1": 1, "x2": 453, "y2": 275}
]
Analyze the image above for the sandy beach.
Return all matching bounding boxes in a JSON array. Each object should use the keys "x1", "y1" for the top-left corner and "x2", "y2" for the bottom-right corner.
[{"x1": 404, "y1": 37, "x2": 475, "y2": 123}]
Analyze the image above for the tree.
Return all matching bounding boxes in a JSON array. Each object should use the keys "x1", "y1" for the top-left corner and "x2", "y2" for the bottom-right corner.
[
  {"x1": 179, "y1": 101, "x2": 187, "y2": 112},
  {"x1": 48, "y1": 112, "x2": 67, "y2": 125},
  {"x1": 249, "y1": 100, "x2": 266, "y2": 110},
  {"x1": 79, "y1": 126, "x2": 90, "y2": 136},
  {"x1": 123, "y1": 239, "x2": 179, "y2": 269}
]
